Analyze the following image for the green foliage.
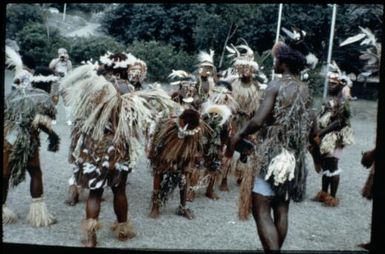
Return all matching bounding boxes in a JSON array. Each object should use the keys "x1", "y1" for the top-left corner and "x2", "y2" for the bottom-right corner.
[
  {"x1": 16, "y1": 22, "x2": 71, "y2": 66},
  {"x1": 334, "y1": 4, "x2": 383, "y2": 75},
  {"x1": 45, "y1": 3, "x2": 108, "y2": 14},
  {"x1": 8, "y1": 3, "x2": 382, "y2": 99},
  {"x1": 192, "y1": 4, "x2": 257, "y2": 55},
  {"x1": 6, "y1": 4, "x2": 44, "y2": 39},
  {"x1": 306, "y1": 66, "x2": 326, "y2": 97},
  {"x1": 15, "y1": 23, "x2": 125, "y2": 67},
  {"x1": 102, "y1": 4, "x2": 203, "y2": 52},
  {"x1": 67, "y1": 36, "x2": 125, "y2": 65},
  {"x1": 127, "y1": 40, "x2": 196, "y2": 82}
]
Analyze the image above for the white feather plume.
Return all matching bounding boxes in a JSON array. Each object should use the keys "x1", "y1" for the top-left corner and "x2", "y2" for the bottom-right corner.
[
  {"x1": 233, "y1": 59, "x2": 259, "y2": 71},
  {"x1": 198, "y1": 50, "x2": 214, "y2": 66},
  {"x1": 281, "y1": 27, "x2": 297, "y2": 40},
  {"x1": 31, "y1": 75, "x2": 59, "y2": 83},
  {"x1": 237, "y1": 45, "x2": 254, "y2": 60},
  {"x1": 202, "y1": 102, "x2": 232, "y2": 126},
  {"x1": 340, "y1": 126, "x2": 354, "y2": 146},
  {"x1": 265, "y1": 148, "x2": 296, "y2": 186},
  {"x1": 320, "y1": 132, "x2": 338, "y2": 155},
  {"x1": 5, "y1": 46, "x2": 23, "y2": 75},
  {"x1": 226, "y1": 44, "x2": 240, "y2": 59},
  {"x1": 340, "y1": 33, "x2": 367, "y2": 47},
  {"x1": 306, "y1": 53, "x2": 319, "y2": 69},
  {"x1": 168, "y1": 69, "x2": 189, "y2": 79},
  {"x1": 318, "y1": 111, "x2": 332, "y2": 128}
]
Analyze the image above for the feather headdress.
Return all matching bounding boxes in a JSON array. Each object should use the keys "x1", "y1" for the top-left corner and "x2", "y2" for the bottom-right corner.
[
  {"x1": 226, "y1": 43, "x2": 261, "y2": 72},
  {"x1": 99, "y1": 52, "x2": 138, "y2": 69},
  {"x1": 130, "y1": 58, "x2": 147, "y2": 73},
  {"x1": 5, "y1": 46, "x2": 23, "y2": 75},
  {"x1": 198, "y1": 49, "x2": 215, "y2": 67},
  {"x1": 31, "y1": 74, "x2": 59, "y2": 83},
  {"x1": 168, "y1": 69, "x2": 196, "y2": 86},
  {"x1": 201, "y1": 103, "x2": 232, "y2": 126},
  {"x1": 326, "y1": 61, "x2": 355, "y2": 87},
  {"x1": 281, "y1": 26, "x2": 319, "y2": 69},
  {"x1": 5, "y1": 46, "x2": 33, "y2": 86}
]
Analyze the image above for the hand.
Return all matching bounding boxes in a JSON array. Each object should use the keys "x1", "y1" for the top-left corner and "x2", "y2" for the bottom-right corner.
[
  {"x1": 224, "y1": 133, "x2": 241, "y2": 158},
  {"x1": 361, "y1": 149, "x2": 375, "y2": 168},
  {"x1": 313, "y1": 135, "x2": 321, "y2": 145}
]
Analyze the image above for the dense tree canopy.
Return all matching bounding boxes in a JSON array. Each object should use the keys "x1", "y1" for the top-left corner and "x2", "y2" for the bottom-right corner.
[
  {"x1": 68, "y1": 36, "x2": 125, "y2": 65},
  {"x1": 6, "y1": 3, "x2": 383, "y2": 97},
  {"x1": 45, "y1": 3, "x2": 108, "y2": 14},
  {"x1": 6, "y1": 4, "x2": 44, "y2": 40},
  {"x1": 16, "y1": 23, "x2": 71, "y2": 67},
  {"x1": 102, "y1": 4, "x2": 382, "y2": 70}
]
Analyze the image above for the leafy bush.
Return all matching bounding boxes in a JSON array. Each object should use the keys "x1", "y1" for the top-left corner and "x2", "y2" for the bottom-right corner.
[
  {"x1": 16, "y1": 22, "x2": 71, "y2": 66},
  {"x1": 306, "y1": 66, "x2": 326, "y2": 97},
  {"x1": 46, "y1": 3, "x2": 108, "y2": 14},
  {"x1": 6, "y1": 4, "x2": 44, "y2": 39},
  {"x1": 15, "y1": 23, "x2": 125, "y2": 67},
  {"x1": 127, "y1": 40, "x2": 196, "y2": 82},
  {"x1": 67, "y1": 35, "x2": 125, "y2": 65}
]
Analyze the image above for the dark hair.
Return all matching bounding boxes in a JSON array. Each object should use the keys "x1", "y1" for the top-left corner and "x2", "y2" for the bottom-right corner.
[
  {"x1": 328, "y1": 82, "x2": 343, "y2": 96},
  {"x1": 216, "y1": 80, "x2": 232, "y2": 91},
  {"x1": 179, "y1": 109, "x2": 200, "y2": 130},
  {"x1": 273, "y1": 42, "x2": 306, "y2": 75},
  {"x1": 21, "y1": 54, "x2": 36, "y2": 70},
  {"x1": 31, "y1": 66, "x2": 55, "y2": 94}
]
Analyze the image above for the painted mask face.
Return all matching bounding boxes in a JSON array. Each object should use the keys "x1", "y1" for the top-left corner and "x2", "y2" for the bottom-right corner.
[
  {"x1": 207, "y1": 112, "x2": 222, "y2": 125},
  {"x1": 180, "y1": 81, "x2": 197, "y2": 99},
  {"x1": 236, "y1": 65, "x2": 252, "y2": 78},
  {"x1": 127, "y1": 64, "x2": 144, "y2": 83},
  {"x1": 198, "y1": 66, "x2": 214, "y2": 78}
]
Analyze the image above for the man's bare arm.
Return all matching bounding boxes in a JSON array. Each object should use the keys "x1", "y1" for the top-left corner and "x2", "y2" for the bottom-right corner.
[
  {"x1": 239, "y1": 81, "x2": 279, "y2": 138},
  {"x1": 318, "y1": 119, "x2": 347, "y2": 138}
]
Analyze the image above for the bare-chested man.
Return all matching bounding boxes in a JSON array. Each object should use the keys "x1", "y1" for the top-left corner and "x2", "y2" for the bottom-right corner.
[{"x1": 226, "y1": 41, "x2": 318, "y2": 252}]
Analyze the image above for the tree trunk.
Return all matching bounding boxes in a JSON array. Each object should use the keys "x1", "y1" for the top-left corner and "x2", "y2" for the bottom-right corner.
[{"x1": 46, "y1": 15, "x2": 50, "y2": 44}]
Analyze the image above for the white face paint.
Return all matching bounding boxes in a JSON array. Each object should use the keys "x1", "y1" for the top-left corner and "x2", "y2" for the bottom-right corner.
[
  {"x1": 127, "y1": 66, "x2": 143, "y2": 82},
  {"x1": 182, "y1": 97, "x2": 194, "y2": 103}
]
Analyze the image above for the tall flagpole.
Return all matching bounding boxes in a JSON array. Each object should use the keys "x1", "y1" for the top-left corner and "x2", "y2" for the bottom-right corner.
[
  {"x1": 323, "y1": 4, "x2": 337, "y2": 101},
  {"x1": 63, "y1": 3, "x2": 67, "y2": 22},
  {"x1": 272, "y1": 3, "x2": 283, "y2": 80}
]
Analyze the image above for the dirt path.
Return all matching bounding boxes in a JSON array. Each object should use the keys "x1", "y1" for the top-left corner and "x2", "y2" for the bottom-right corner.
[{"x1": 65, "y1": 22, "x2": 101, "y2": 37}]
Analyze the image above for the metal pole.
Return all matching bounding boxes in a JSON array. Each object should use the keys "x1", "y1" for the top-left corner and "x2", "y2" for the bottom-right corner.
[
  {"x1": 322, "y1": 4, "x2": 337, "y2": 101},
  {"x1": 272, "y1": 3, "x2": 283, "y2": 80},
  {"x1": 63, "y1": 3, "x2": 67, "y2": 22}
]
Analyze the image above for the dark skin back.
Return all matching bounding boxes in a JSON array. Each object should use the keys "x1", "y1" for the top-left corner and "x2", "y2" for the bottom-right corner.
[{"x1": 225, "y1": 58, "x2": 317, "y2": 252}]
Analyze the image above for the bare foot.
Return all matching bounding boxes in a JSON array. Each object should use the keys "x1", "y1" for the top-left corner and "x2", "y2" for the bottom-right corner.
[
  {"x1": 149, "y1": 207, "x2": 160, "y2": 219},
  {"x1": 219, "y1": 179, "x2": 229, "y2": 192},
  {"x1": 65, "y1": 186, "x2": 79, "y2": 206},
  {"x1": 205, "y1": 192, "x2": 219, "y2": 200},
  {"x1": 357, "y1": 242, "x2": 370, "y2": 250},
  {"x1": 81, "y1": 230, "x2": 97, "y2": 247},
  {"x1": 176, "y1": 206, "x2": 195, "y2": 220},
  {"x1": 186, "y1": 191, "x2": 195, "y2": 202}
]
